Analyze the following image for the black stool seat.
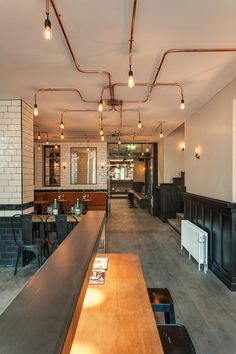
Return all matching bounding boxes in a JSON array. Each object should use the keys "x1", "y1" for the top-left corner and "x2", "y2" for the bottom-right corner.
[
  {"x1": 157, "y1": 324, "x2": 196, "y2": 354},
  {"x1": 147, "y1": 288, "x2": 176, "y2": 324}
]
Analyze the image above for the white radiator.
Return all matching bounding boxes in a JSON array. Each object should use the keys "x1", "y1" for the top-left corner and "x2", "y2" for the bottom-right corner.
[{"x1": 181, "y1": 220, "x2": 208, "y2": 273}]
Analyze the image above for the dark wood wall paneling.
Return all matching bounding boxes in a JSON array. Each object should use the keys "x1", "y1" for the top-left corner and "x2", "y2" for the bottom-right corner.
[{"x1": 183, "y1": 192, "x2": 236, "y2": 291}]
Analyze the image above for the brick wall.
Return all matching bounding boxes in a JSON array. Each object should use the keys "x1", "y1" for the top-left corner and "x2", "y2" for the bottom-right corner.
[{"x1": 35, "y1": 142, "x2": 107, "y2": 190}]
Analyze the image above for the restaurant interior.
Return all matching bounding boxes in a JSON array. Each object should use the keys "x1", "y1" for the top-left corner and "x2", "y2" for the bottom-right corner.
[{"x1": 1, "y1": 1, "x2": 236, "y2": 353}]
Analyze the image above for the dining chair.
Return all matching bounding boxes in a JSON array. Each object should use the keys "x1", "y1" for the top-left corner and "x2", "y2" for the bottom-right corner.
[
  {"x1": 45, "y1": 214, "x2": 78, "y2": 253},
  {"x1": 11, "y1": 214, "x2": 48, "y2": 275}
]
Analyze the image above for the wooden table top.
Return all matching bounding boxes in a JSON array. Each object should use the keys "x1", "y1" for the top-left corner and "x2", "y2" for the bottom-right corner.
[
  {"x1": 70, "y1": 254, "x2": 164, "y2": 354},
  {"x1": 34, "y1": 200, "x2": 49, "y2": 205},
  {"x1": 32, "y1": 214, "x2": 80, "y2": 223}
]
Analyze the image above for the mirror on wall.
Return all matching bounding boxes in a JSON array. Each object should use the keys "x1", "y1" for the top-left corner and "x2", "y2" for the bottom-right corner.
[
  {"x1": 44, "y1": 145, "x2": 61, "y2": 186},
  {"x1": 70, "y1": 147, "x2": 97, "y2": 184}
]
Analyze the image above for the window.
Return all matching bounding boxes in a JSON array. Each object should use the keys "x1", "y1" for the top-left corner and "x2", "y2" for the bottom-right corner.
[{"x1": 44, "y1": 145, "x2": 60, "y2": 186}]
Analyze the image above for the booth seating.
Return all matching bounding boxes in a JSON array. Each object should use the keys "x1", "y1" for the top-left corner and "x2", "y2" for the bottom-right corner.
[
  {"x1": 157, "y1": 324, "x2": 196, "y2": 354},
  {"x1": 34, "y1": 191, "x2": 107, "y2": 213},
  {"x1": 127, "y1": 182, "x2": 149, "y2": 209}
]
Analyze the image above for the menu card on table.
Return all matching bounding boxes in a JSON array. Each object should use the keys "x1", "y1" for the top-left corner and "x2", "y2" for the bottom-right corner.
[{"x1": 89, "y1": 257, "x2": 109, "y2": 285}]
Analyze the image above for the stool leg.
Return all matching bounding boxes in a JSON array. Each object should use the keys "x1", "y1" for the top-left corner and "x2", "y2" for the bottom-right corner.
[{"x1": 164, "y1": 306, "x2": 176, "y2": 324}]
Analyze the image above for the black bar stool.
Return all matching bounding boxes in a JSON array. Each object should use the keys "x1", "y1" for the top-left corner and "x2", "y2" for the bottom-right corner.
[
  {"x1": 147, "y1": 288, "x2": 176, "y2": 324},
  {"x1": 157, "y1": 324, "x2": 196, "y2": 354}
]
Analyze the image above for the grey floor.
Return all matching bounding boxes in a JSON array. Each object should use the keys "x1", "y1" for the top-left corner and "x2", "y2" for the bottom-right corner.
[
  {"x1": 106, "y1": 199, "x2": 236, "y2": 354},
  {"x1": 1, "y1": 200, "x2": 236, "y2": 354}
]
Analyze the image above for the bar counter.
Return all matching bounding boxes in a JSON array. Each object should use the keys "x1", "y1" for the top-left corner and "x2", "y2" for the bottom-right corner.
[{"x1": 70, "y1": 254, "x2": 164, "y2": 354}]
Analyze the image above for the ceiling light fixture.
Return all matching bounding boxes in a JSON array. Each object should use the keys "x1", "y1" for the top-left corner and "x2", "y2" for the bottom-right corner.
[
  {"x1": 38, "y1": 132, "x2": 41, "y2": 140},
  {"x1": 180, "y1": 98, "x2": 185, "y2": 110},
  {"x1": 61, "y1": 131, "x2": 64, "y2": 140},
  {"x1": 128, "y1": 65, "x2": 135, "y2": 88},
  {"x1": 46, "y1": 132, "x2": 49, "y2": 144},
  {"x1": 98, "y1": 99, "x2": 103, "y2": 112},
  {"x1": 44, "y1": 0, "x2": 52, "y2": 40},
  {"x1": 146, "y1": 145, "x2": 149, "y2": 153},
  {"x1": 100, "y1": 115, "x2": 104, "y2": 136},
  {"x1": 38, "y1": 144, "x2": 41, "y2": 150},
  {"x1": 160, "y1": 129, "x2": 163, "y2": 139},
  {"x1": 60, "y1": 118, "x2": 64, "y2": 129},
  {"x1": 33, "y1": 102, "x2": 38, "y2": 116},
  {"x1": 55, "y1": 143, "x2": 58, "y2": 149},
  {"x1": 101, "y1": 135, "x2": 105, "y2": 142},
  {"x1": 138, "y1": 113, "x2": 142, "y2": 129}
]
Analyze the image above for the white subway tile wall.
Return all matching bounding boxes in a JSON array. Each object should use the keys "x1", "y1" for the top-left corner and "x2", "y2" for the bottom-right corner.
[
  {"x1": 0, "y1": 100, "x2": 22, "y2": 206},
  {"x1": 34, "y1": 142, "x2": 107, "y2": 190},
  {"x1": 22, "y1": 101, "x2": 34, "y2": 205},
  {"x1": 0, "y1": 100, "x2": 34, "y2": 213}
]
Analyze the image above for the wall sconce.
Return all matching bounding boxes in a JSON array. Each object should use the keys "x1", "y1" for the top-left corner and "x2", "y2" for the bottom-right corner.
[
  {"x1": 62, "y1": 162, "x2": 66, "y2": 169},
  {"x1": 195, "y1": 147, "x2": 200, "y2": 159},
  {"x1": 181, "y1": 143, "x2": 185, "y2": 151}
]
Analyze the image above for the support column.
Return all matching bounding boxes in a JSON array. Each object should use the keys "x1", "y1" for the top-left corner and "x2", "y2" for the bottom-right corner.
[{"x1": 0, "y1": 99, "x2": 34, "y2": 266}]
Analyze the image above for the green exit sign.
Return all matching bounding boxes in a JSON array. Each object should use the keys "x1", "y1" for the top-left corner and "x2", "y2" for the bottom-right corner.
[{"x1": 127, "y1": 145, "x2": 136, "y2": 151}]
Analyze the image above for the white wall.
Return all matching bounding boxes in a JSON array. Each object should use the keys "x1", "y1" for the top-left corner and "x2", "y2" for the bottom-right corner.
[
  {"x1": 185, "y1": 79, "x2": 236, "y2": 202},
  {"x1": 163, "y1": 124, "x2": 185, "y2": 183},
  {"x1": 35, "y1": 142, "x2": 107, "y2": 190},
  {"x1": 158, "y1": 124, "x2": 185, "y2": 185}
]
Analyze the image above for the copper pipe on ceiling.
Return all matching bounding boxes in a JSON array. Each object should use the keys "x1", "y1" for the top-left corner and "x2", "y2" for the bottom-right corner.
[
  {"x1": 49, "y1": 0, "x2": 113, "y2": 99},
  {"x1": 146, "y1": 47, "x2": 236, "y2": 101},
  {"x1": 129, "y1": 0, "x2": 137, "y2": 67},
  {"x1": 101, "y1": 82, "x2": 183, "y2": 103},
  {"x1": 34, "y1": 88, "x2": 97, "y2": 104},
  {"x1": 61, "y1": 108, "x2": 113, "y2": 120}
]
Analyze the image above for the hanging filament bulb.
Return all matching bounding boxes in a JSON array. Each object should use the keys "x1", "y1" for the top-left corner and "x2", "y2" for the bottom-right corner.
[
  {"x1": 98, "y1": 99, "x2": 103, "y2": 112},
  {"x1": 60, "y1": 119, "x2": 64, "y2": 129},
  {"x1": 160, "y1": 129, "x2": 163, "y2": 139},
  {"x1": 146, "y1": 145, "x2": 149, "y2": 152},
  {"x1": 138, "y1": 119, "x2": 142, "y2": 129},
  {"x1": 55, "y1": 143, "x2": 58, "y2": 149},
  {"x1": 38, "y1": 132, "x2": 41, "y2": 140},
  {"x1": 180, "y1": 98, "x2": 185, "y2": 110},
  {"x1": 34, "y1": 103, "x2": 38, "y2": 116},
  {"x1": 61, "y1": 131, "x2": 64, "y2": 140},
  {"x1": 46, "y1": 139, "x2": 49, "y2": 145},
  {"x1": 44, "y1": 13, "x2": 52, "y2": 40},
  {"x1": 118, "y1": 138, "x2": 121, "y2": 145},
  {"x1": 100, "y1": 127, "x2": 104, "y2": 136},
  {"x1": 128, "y1": 65, "x2": 135, "y2": 88},
  {"x1": 38, "y1": 144, "x2": 41, "y2": 150},
  {"x1": 101, "y1": 135, "x2": 105, "y2": 141}
]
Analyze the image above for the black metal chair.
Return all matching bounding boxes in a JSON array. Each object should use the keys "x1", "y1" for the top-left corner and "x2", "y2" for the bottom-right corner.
[
  {"x1": 45, "y1": 214, "x2": 78, "y2": 253},
  {"x1": 157, "y1": 324, "x2": 196, "y2": 354},
  {"x1": 11, "y1": 214, "x2": 47, "y2": 275},
  {"x1": 147, "y1": 287, "x2": 176, "y2": 324}
]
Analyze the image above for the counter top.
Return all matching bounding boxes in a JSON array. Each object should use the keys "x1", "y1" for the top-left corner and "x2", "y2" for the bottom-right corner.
[{"x1": 70, "y1": 254, "x2": 164, "y2": 354}]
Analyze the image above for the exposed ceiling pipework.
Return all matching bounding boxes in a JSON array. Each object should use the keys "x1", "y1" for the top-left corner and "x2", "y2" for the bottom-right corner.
[{"x1": 35, "y1": 0, "x2": 236, "y2": 142}]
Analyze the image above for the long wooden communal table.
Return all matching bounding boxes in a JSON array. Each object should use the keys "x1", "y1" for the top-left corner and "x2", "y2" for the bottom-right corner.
[{"x1": 69, "y1": 254, "x2": 164, "y2": 354}]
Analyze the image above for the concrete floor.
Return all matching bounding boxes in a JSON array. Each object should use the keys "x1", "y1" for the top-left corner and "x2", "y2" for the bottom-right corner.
[{"x1": 1, "y1": 199, "x2": 236, "y2": 354}]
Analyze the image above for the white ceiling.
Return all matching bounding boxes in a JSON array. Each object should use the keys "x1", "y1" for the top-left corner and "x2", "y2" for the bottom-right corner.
[{"x1": 1, "y1": 0, "x2": 236, "y2": 143}]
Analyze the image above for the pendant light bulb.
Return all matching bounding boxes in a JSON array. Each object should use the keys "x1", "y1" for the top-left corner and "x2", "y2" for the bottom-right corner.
[
  {"x1": 60, "y1": 120, "x2": 64, "y2": 129},
  {"x1": 118, "y1": 139, "x2": 121, "y2": 145},
  {"x1": 55, "y1": 143, "x2": 58, "y2": 149},
  {"x1": 38, "y1": 132, "x2": 41, "y2": 140},
  {"x1": 138, "y1": 119, "x2": 142, "y2": 129},
  {"x1": 61, "y1": 131, "x2": 64, "y2": 140},
  {"x1": 38, "y1": 144, "x2": 41, "y2": 150},
  {"x1": 44, "y1": 13, "x2": 52, "y2": 40},
  {"x1": 46, "y1": 139, "x2": 49, "y2": 145},
  {"x1": 98, "y1": 99, "x2": 103, "y2": 113},
  {"x1": 180, "y1": 98, "x2": 185, "y2": 110},
  {"x1": 101, "y1": 135, "x2": 105, "y2": 141},
  {"x1": 100, "y1": 128, "x2": 104, "y2": 136},
  {"x1": 160, "y1": 129, "x2": 163, "y2": 139},
  {"x1": 128, "y1": 66, "x2": 135, "y2": 88},
  {"x1": 141, "y1": 152, "x2": 144, "y2": 156},
  {"x1": 146, "y1": 146, "x2": 149, "y2": 153},
  {"x1": 34, "y1": 103, "x2": 38, "y2": 116}
]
